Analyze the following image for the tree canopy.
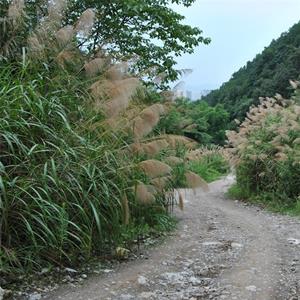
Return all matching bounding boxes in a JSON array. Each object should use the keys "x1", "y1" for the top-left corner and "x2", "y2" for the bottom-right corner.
[{"x1": 1, "y1": 0, "x2": 210, "y2": 84}]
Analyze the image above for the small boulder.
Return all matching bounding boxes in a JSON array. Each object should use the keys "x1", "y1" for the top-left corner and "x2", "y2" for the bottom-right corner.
[{"x1": 137, "y1": 275, "x2": 148, "y2": 286}]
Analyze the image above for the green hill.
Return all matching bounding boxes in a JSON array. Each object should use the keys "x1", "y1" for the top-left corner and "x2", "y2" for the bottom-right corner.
[{"x1": 203, "y1": 21, "x2": 300, "y2": 120}]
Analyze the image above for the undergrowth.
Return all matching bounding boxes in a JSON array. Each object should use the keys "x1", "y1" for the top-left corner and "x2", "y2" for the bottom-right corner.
[
  {"x1": 188, "y1": 152, "x2": 229, "y2": 183},
  {"x1": 227, "y1": 184, "x2": 300, "y2": 216}
]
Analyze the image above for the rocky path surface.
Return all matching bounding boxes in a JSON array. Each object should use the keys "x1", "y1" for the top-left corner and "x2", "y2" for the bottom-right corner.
[{"x1": 44, "y1": 175, "x2": 300, "y2": 300}]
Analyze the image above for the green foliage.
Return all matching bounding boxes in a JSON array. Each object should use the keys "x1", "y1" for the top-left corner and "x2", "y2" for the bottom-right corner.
[
  {"x1": 203, "y1": 21, "x2": 300, "y2": 121},
  {"x1": 157, "y1": 98, "x2": 230, "y2": 145},
  {"x1": 227, "y1": 184, "x2": 300, "y2": 216},
  {"x1": 188, "y1": 152, "x2": 229, "y2": 183},
  {"x1": 0, "y1": 0, "x2": 210, "y2": 280},
  {"x1": 227, "y1": 94, "x2": 300, "y2": 215},
  {"x1": 3, "y1": 0, "x2": 210, "y2": 85}
]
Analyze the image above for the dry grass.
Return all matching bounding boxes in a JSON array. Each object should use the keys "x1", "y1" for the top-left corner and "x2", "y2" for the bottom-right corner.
[
  {"x1": 75, "y1": 8, "x2": 95, "y2": 36},
  {"x1": 226, "y1": 85, "x2": 300, "y2": 205},
  {"x1": 135, "y1": 183, "x2": 157, "y2": 205},
  {"x1": 150, "y1": 176, "x2": 172, "y2": 192},
  {"x1": 185, "y1": 171, "x2": 209, "y2": 191},
  {"x1": 165, "y1": 156, "x2": 184, "y2": 166},
  {"x1": 132, "y1": 104, "x2": 167, "y2": 140},
  {"x1": 178, "y1": 192, "x2": 184, "y2": 211},
  {"x1": 55, "y1": 25, "x2": 74, "y2": 47},
  {"x1": 139, "y1": 159, "x2": 172, "y2": 179},
  {"x1": 84, "y1": 58, "x2": 106, "y2": 78}
]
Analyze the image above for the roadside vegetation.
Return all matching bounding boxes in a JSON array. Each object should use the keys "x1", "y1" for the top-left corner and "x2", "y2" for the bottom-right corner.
[
  {"x1": 156, "y1": 98, "x2": 230, "y2": 145},
  {"x1": 0, "y1": 0, "x2": 214, "y2": 281},
  {"x1": 186, "y1": 146, "x2": 230, "y2": 183},
  {"x1": 226, "y1": 86, "x2": 300, "y2": 215}
]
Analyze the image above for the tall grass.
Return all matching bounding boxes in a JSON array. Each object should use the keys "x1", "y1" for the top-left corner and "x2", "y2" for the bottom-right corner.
[
  {"x1": 226, "y1": 88, "x2": 300, "y2": 213},
  {"x1": 0, "y1": 1, "x2": 209, "y2": 277},
  {"x1": 0, "y1": 60, "x2": 133, "y2": 272}
]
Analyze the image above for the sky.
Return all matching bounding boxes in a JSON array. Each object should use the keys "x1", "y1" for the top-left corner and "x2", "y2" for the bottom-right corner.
[{"x1": 171, "y1": 0, "x2": 300, "y2": 99}]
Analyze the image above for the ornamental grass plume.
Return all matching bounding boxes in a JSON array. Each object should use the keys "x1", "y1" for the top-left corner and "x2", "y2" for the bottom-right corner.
[
  {"x1": 101, "y1": 78, "x2": 140, "y2": 118},
  {"x1": 8, "y1": 0, "x2": 25, "y2": 21},
  {"x1": 164, "y1": 134, "x2": 197, "y2": 150},
  {"x1": 135, "y1": 183, "x2": 157, "y2": 205},
  {"x1": 226, "y1": 84, "x2": 300, "y2": 202},
  {"x1": 132, "y1": 104, "x2": 167, "y2": 140},
  {"x1": 55, "y1": 25, "x2": 74, "y2": 47},
  {"x1": 84, "y1": 58, "x2": 107, "y2": 78},
  {"x1": 139, "y1": 159, "x2": 172, "y2": 179},
  {"x1": 90, "y1": 77, "x2": 140, "y2": 118},
  {"x1": 56, "y1": 50, "x2": 81, "y2": 69},
  {"x1": 27, "y1": 35, "x2": 45, "y2": 57},
  {"x1": 150, "y1": 176, "x2": 172, "y2": 192},
  {"x1": 185, "y1": 171, "x2": 209, "y2": 191},
  {"x1": 75, "y1": 8, "x2": 95, "y2": 36},
  {"x1": 128, "y1": 139, "x2": 169, "y2": 156},
  {"x1": 164, "y1": 156, "x2": 184, "y2": 166},
  {"x1": 48, "y1": 0, "x2": 68, "y2": 22},
  {"x1": 106, "y1": 64, "x2": 128, "y2": 81},
  {"x1": 186, "y1": 145, "x2": 223, "y2": 161}
]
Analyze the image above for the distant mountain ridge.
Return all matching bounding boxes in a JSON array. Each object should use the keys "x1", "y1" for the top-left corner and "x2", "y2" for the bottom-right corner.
[{"x1": 202, "y1": 21, "x2": 300, "y2": 120}]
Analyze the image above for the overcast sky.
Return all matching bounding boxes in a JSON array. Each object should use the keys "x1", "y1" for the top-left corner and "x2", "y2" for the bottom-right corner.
[{"x1": 171, "y1": 0, "x2": 300, "y2": 98}]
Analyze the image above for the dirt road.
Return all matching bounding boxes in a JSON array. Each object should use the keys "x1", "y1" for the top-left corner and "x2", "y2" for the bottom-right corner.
[{"x1": 45, "y1": 175, "x2": 300, "y2": 300}]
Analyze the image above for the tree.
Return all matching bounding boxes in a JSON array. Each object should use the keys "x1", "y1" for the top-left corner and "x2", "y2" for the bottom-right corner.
[{"x1": 1, "y1": 0, "x2": 210, "y2": 85}]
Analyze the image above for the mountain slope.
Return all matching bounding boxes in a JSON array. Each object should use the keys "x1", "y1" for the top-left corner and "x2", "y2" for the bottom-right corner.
[{"x1": 203, "y1": 21, "x2": 300, "y2": 120}]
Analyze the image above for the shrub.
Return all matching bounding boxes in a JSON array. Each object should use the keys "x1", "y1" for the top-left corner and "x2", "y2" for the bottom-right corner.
[{"x1": 226, "y1": 87, "x2": 300, "y2": 210}]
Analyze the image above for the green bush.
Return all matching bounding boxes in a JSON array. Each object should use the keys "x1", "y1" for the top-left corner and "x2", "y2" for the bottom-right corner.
[
  {"x1": 188, "y1": 152, "x2": 229, "y2": 183},
  {"x1": 156, "y1": 99, "x2": 230, "y2": 145},
  {"x1": 227, "y1": 92, "x2": 300, "y2": 213}
]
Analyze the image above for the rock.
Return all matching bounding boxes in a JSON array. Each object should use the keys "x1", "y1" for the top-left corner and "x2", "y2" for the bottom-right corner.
[
  {"x1": 0, "y1": 287, "x2": 5, "y2": 300},
  {"x1": 119, "y1": 294, "x2": 135, "y2": 300},
  {"x1": 202, "y1": 241, "x2": 223, "y2": 247},
  {"x1": 231, "y1": 242, "x2": 243, "y2": 249},
  {"x1": 189, "y1": 276, "x2": 201, "y2": 286},
  {"x1": 161, "y1": 272, "x2": 185, "y2": 284},
  {"x1": 65, "y1": 267, "x2": 77, "y2": 274},
  {"x1": 245, "y1": 285, "x2": 257, "y2": 292},
  {"x1": 103, "y1": 269, "x2": 113, "y2": 273},
  {"x1": 139, "y1": 292, "x2": 156, "y2": 299},
  {"x1": 29, "y1": 293, "x2": 42, "y2": 300},
  {"x1": 40, "y1": 267, "x2": 50, "y2": 275},
  {"x1": 287, "y1": 238, "x2": 300, "y2": 246},
  {"x1": 81, "y1": 274, "x2": 88, "y2": 279},
  {"x1": 137, "y1": 275, "x2": 148, "y2": 286}
]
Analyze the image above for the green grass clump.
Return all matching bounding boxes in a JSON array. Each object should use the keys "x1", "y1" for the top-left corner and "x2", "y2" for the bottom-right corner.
[
  {"x1": 188, "y1": 153, "x2": 230, "y2": 183},
  {"x1": 227, "y1": 184, "x2": 300, "y2": 216}
]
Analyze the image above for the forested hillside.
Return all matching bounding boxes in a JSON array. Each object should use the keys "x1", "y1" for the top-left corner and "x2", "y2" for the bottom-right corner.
[{"x1": 203, "y1": 21, "x2": 300, "y2": 120}]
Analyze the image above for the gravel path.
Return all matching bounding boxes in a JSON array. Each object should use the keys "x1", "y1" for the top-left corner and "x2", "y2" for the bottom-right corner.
[{"x1": 44, "y1": 175, "x2": 300, "y2": 300}]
